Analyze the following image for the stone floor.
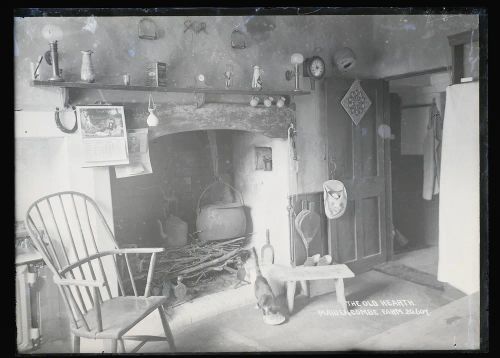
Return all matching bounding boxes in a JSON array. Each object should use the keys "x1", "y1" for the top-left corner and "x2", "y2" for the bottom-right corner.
[
  {"x1": 30, "y1": 247, "x2": 475, "y2": 353},
  {"x1": 392, "y1": 245, "x2": 439, "y2": 276},
  {"x1": 137, "y1": 268, "x2": 466, "y2": 352}
]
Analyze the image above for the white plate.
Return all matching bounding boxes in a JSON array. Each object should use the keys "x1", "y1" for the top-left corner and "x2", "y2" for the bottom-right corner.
[{"x1": 263, "y1": 312, "x2": 286, "y2": 325}]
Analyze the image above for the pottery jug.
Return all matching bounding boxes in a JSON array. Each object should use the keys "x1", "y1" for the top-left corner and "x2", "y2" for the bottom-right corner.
[{"x1": 80, "y1": 50, "x2": 95, "y2": 83}]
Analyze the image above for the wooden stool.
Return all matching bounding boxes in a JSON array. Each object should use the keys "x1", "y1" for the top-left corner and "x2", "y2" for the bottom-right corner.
[{"x1": 267, "y1": 264, "x2": 355, "y2": 313}]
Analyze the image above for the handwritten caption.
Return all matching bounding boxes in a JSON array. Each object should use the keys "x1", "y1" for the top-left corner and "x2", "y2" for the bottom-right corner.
[{"x1": 317, "y1": 299, "x2": 431, "y2": 317}]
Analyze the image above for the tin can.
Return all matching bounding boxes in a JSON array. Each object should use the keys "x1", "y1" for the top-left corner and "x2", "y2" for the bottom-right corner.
[
  {"x1": 146, "y1": 62, "x2": 167, "y2": 87},
  {"x1": 252, "y1": 65, "x2": 263, "y2": 90}
]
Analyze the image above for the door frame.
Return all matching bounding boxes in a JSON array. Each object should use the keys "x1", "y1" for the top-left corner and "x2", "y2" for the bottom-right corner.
[
  {"x1": 325, "y1": 78, "x2": 394, "y2": 272},
  {"x1": 383, "y1": 80, "x2": 394, "y2": 262}
]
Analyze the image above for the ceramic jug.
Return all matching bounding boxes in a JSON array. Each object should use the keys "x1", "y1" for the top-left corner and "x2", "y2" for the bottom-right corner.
[{"x1": 80, "y1": 50, "x2": 95, "y2": 83}]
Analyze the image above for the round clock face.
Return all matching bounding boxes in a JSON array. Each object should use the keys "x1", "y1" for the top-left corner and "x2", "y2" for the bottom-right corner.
[{"x1": 308, "y1": 56, "x2": 325, "y2": 79}]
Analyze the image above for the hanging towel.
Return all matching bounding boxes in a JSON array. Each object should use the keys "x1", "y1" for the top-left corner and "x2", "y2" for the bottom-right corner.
[
  {"x1": 437, "y1": 82, "x2": 480, "y2": 295},
  {"x1": 422, "y1": 102, "x2": 444, "y2": 200}
]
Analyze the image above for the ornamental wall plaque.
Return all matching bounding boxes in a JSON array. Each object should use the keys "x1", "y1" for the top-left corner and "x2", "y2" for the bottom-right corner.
[{"x1": 341, "y1": 80, "x2": 371, "y2": 126}]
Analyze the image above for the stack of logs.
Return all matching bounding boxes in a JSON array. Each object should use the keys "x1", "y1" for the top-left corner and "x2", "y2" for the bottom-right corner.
[{"x1": 125, "y1": 235, "x2": 251, "y2": 292}]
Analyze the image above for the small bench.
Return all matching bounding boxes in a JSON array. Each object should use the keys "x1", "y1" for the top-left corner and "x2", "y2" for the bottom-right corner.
[{"x1": 267, "y1": 264, "x2": 355, "y2": 313}]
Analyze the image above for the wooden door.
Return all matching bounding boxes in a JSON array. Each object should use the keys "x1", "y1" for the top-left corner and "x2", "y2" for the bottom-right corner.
[{"x1": 326, "y1": 78, "x2": 389, "y2": 274}]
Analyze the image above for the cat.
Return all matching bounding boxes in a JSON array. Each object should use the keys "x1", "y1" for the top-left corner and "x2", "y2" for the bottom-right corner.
[{"x1": 252, "y1": 247, "x2": 277, "y2": 316}]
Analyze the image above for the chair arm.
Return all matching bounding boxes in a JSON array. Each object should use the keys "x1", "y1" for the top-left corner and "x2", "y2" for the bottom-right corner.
[
  {"x1": 113, "y1": 248, "x2": 165, "y2": 255},
  {"x1": 54, "y1": 278, "x2": 106, "y2": 287}
]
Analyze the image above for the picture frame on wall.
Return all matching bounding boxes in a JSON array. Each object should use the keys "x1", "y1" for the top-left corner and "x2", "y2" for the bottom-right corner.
[
  {"x1": 75, "y1": 105, "x2": 130, "y2": 167},
  {"x1": 255, "y1": 146, "x2": 272, "y2": 171}
]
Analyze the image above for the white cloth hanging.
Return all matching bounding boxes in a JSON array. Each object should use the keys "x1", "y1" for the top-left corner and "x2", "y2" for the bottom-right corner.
[
  {"x1": 437, "y1": 82, "x2": 480, "y2": 295},
  {"x1": 422, "y1": 101, "x2": 443, "y2": 200}
]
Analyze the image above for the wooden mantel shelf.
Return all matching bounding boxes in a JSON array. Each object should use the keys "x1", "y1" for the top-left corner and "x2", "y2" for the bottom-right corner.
[{"x1": 30, "y1": 80, "x2": 311, "y2": 97}]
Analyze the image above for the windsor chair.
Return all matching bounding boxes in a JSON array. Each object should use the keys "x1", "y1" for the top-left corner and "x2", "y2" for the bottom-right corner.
[{"x1": 24, "y1": 191, "x2": 176, "y2": 353}]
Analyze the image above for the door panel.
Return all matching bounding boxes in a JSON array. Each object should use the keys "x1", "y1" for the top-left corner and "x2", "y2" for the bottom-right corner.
[
  {"x1": 332, "y1": 201, "x2": 356, "y2": 263},
  {"x1": 361, "y1": 196, "x2": 381, "y2": 256},
  {"x1": 326, "y1": 78, "x2": 388, "y2": 274}
]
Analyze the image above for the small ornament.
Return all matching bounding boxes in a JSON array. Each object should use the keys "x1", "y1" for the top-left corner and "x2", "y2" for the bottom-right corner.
[
  {"x1": 290, "y1": 53, "x2": 304, "y2": 91},
  {"x1": 224, "y1": 64, "x2": 233, "y2": 88},
  {"x1": 251, "y1": 65, "x2": 263, "y2": 90},
  {"x1": 123, "y1": 73, "x2": 130, "y2": 86},
  {"x1": 147, "y1": 94, "x2": 159, "y2": 127},
  {"x1": 231, "y1": 29, "x2": 246, "y2": 49},
  {"x1": 250, "y1": 96, "x2": 259, "y2": 107},
  {"x1": 195, "y1": 73, "x2": 207, "y2": 88},
  {"x1": 341, "y1": 80, "x2": 371, "y2": 126},
  {"x1": 276, "y1": 96, "x2": 286, "y2": 108},
  {"x1": 80, "y1": 50, "x2": 95, "y2": 83},
  {"x1": 333, "y1": 47, "x2": 356, "y2": 72}
]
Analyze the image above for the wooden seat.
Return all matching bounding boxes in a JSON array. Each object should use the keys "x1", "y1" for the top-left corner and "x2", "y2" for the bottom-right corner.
[
  {"x1": 267, "y1": 264, "x2": 355, "y2": 313},
  {"x1": 25, "y1": 191, "x2": 176, "y2": 353},
  {"x1": 72, "y1": 296, "x2": 167, "y2": 339}
]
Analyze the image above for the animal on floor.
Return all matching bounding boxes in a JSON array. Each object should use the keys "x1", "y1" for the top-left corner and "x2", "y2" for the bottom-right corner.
[{"x1": 252, "y1": 247, "x2": 277, "y2": 315}]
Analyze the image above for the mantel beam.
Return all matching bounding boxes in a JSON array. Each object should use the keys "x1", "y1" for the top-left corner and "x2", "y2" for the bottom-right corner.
[{"x1": 123, "y1": 102, "x2": 295, "y2": 139}]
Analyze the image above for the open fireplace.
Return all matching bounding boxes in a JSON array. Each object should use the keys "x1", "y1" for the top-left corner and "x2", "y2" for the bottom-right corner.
[{"x1": 110, "y1": 128, "x2": 292, "y2": 306}]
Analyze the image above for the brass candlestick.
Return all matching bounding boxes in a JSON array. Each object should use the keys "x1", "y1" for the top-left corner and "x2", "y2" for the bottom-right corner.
[{"x1": 48, "y1": 41, "x2": 63, "y2": 82}]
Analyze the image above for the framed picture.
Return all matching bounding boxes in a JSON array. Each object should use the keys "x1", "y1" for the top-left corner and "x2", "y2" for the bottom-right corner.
[
  {"x1": 75, "y1": 106, "x2": 130, "y2": 167},
  {"x1": 255, "y1": 146, "x2": 272, "y2": 171}
]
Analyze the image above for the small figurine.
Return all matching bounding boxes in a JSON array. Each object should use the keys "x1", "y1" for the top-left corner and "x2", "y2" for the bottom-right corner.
[
  {"x1": 224, "y1": 64, "x2": 233, "y2": 88},
  {"x1": 251, "y1": 65, "x2": 263, "y2": 90}
]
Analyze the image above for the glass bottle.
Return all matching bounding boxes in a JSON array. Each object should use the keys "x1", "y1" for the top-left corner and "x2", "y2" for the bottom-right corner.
[{"x1": 261, "y1": 229, "x2": 275, "y2": 265}]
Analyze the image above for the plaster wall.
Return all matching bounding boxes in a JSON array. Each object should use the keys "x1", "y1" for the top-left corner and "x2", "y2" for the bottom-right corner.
[
  {"x1": 15, "y1": 111, "x2": 118, "y2": 352},
  {"x1": 14, "y1": 15, "x2": 379, "y2": 110},
  {"x1": 293, "y1": 82, "x2": 328, "y2": 194},
  {"x1": 371, "y1": 14, "x2": 479, "y2": 78},
  {"x1": 232, "y1": 132, "x2": 291, "y2": 267}
]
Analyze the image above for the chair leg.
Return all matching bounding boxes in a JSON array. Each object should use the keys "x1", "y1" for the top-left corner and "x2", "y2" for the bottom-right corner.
[
  {"x1": 158, "y1": 306, "x2": 176, "y2": 352},
  {"x1": 111, "y1": 339, "x2": 117, "y2": 353},
  {"x1": 72, "y1": 335, "x2": 80, "y2": 353},
  {"x1": 118, "y1": 338, "x2": 126, "y2": 353}
]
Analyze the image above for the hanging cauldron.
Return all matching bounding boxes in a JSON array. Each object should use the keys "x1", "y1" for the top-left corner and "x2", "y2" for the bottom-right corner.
[{"x1": 196, "y1": 181, "x2": 247, "y2": 241}]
